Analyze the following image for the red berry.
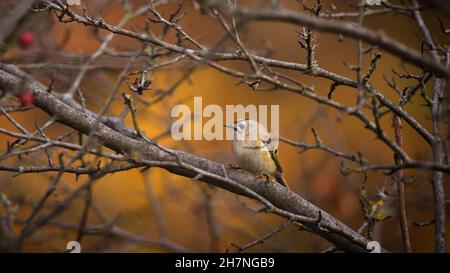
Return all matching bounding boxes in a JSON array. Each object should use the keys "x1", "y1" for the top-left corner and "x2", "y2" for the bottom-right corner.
[
  {"x1": 19, "y1": 31, "x2": 35, "y2": 48},
  {"x1": 19, "y1": 90, "x2": 35, "y2": 106}
]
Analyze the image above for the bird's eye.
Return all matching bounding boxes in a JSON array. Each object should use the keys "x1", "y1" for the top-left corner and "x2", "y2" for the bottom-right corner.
[{"x1": 237, "y1": 122, "x2": 246, "y2": 131}]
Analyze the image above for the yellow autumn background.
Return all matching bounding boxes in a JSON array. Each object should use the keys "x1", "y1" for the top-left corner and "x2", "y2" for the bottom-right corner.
[{"x1": 0, "y1": 0, "x2": 448, "y2": 252}]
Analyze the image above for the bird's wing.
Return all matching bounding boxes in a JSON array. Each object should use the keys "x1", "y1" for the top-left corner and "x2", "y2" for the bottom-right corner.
[
  {"x1": 259, "y1": 132, "x2": 283, "y2": 173},
  {"x1": 270, "y1": 149, "x2": 289, "y2": 188},
  {"x1": 260, "y1": 127, "x2": 288, "y2": 187}
]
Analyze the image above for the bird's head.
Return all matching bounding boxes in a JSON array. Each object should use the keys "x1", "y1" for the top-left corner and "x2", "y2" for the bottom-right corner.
[{"x1": 224, "y1": 119, "x2": 263, "y2": 141}]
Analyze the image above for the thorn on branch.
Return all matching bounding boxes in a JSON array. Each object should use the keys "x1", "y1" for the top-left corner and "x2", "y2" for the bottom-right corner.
[
  {"x1": 363, "y1": 46, "x2": 378, "y2": 54},
  {"x1": 76, "y1": 89, "x2": 87, "y2": 114},
  {"x1": 438, "y1": 17, "x2": 450, "y2": 35},
  {"x1": 413, "y1": 218, "x2": 435, "y2": 227},
  {"x1": 327, "y1": 82, "x2": 338, "y2": 99},
  {"x1": 342, "y1": 60, "x2": 359, "y2": 71},
  {"x1": 192, "y1": 173, "x2": 204, "y2": 181},
  {"x1": 311, "y1": 128, "x2": 321, "y2": 145},
  {"x1": 122, "y1": 93, "x2": 144, "y2": 139},
  {"x1": 244, "y1": 79, "x2": 261, "y2": 90},
  {"x1": 296, "y1": 27, "x2": 317, "y2": 72}
]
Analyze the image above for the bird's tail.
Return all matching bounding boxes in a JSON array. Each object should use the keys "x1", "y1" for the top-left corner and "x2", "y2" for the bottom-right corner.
[{"x1": 275, "y1": 172, "x2": 290, "y2": 189}]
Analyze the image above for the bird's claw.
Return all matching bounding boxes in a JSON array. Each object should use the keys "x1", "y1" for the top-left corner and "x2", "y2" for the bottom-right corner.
[
  {"x1": 228, "y1": 164, "x2": 242, "y2": 170},
  {"x1": 256, "y1": 172, "x2": 273, "y2": 185}
]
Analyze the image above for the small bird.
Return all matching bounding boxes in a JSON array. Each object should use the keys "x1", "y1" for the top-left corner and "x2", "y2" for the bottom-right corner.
[{"x1": 226, "y1": 119, "x2": 289, "y2": 188}]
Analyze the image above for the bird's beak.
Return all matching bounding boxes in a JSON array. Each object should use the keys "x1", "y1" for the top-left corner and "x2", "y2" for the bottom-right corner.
[{"x1": 224, "y1": 124, "x2": 234, "y2": 130}]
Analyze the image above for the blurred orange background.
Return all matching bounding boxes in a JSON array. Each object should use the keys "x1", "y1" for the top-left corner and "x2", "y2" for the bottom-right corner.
[{"x1": 0, "y1": 0, "x2": 449, "y2": 252}]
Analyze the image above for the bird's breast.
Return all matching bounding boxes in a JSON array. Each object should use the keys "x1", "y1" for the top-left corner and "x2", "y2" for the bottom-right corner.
[{"x1": 232, "y1": 140, "x2": 277, "y2": 175}]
